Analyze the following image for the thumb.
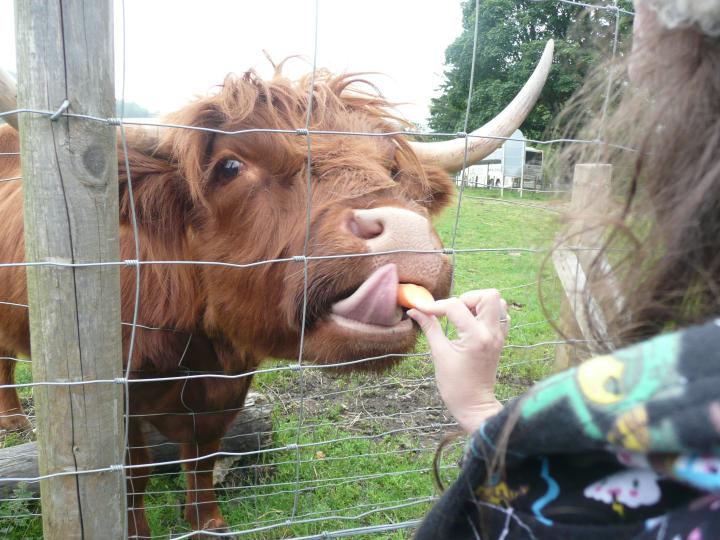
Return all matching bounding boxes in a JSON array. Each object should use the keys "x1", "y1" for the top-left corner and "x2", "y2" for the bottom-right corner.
[{"x1": 407, "y1": 309, "x2": 445, "y2": 345}]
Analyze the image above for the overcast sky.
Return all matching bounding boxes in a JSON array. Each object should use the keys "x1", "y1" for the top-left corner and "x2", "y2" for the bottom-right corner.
[{"x1": 0, "y1": 0, "x2": 465, "y2": 125}]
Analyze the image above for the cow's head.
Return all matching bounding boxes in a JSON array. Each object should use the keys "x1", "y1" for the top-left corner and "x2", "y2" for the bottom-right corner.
[
  {"x1": 136, "y1": 71, "x2": 456, "y2": 368},
  {"x1": 1, "y1": 41, "x2": 553, "y2": 371}
]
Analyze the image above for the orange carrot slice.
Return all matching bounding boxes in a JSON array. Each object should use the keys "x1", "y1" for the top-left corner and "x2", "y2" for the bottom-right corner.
[{"x1": 397, "y1": 283, "x2": 434, "y2": 310}]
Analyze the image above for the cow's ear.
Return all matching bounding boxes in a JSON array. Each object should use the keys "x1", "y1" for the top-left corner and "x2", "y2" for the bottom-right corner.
[
  {"x1": 116, "y1": 96, "x2": 229, "y2": 247},
  {"x1": 117, "y1": 134, "x2": 193, "y2": 248},
  {"x1": 421, "y1": 164, "x2": 455, "y2": 216},
  {"x1": 396, "y1": 142, "x2": 455, "y2": 216},
  {"x1": 162, "y1": 99, "x2": 226, "y2": 201}
]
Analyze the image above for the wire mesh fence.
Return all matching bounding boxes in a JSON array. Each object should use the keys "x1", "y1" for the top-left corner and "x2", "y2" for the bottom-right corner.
[{"x1": 0, "y1": 0, "x2": 633, "y2": 538}]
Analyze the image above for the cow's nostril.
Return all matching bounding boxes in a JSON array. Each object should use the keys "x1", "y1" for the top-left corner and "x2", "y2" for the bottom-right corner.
[{"x1": 348, "y1": 212, "x2": 384, "y2": 240}]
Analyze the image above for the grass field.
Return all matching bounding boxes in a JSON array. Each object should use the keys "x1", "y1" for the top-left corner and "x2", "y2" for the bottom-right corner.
[{"x1": 0, "y1": 186, "x2": 566, "y2": 539}]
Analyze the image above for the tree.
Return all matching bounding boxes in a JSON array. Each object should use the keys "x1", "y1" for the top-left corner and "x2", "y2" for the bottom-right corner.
[{"x1": 429, "y1": 0, "x2": 632, "y2": 141}]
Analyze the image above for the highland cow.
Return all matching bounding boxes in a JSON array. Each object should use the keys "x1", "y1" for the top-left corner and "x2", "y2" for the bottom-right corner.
[{"x1": 0, "y1": 42, "x2": 552, "y2": 537}]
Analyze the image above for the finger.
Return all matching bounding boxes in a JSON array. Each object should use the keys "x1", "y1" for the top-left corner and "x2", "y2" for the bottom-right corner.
[
  {"x1": 422, "y1": 297, "x2": 484, "y2": 339},
  {"x1": 498, "y1": 299, "x2": 509, "y2": 333},
  {"x1": 407, "y1": 309, "x2": 446, "y2": 345},
  {"x1": 413, "y1": 296, "x2": 473, "y2": 318},
  {"x1": 500, "y1": 314, "x2": 511, "y2": 339},
  {"x1": 458, "y1": 289, "x2": 491, "y2": 311},
  {"x1": 459, "y1": 289, "x2": 502, "y2": 316},
  {"x1": 408, "y1": 297, "x2": 447, "y2": 317},
  {"x1": 472, "y1": 289, "x2": 503, "y2": 331}
]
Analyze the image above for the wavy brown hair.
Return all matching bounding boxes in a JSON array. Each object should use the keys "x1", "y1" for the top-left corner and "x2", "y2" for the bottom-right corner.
[{"x1": 544, "y1": 13, "x2": 720, "y2": 351}]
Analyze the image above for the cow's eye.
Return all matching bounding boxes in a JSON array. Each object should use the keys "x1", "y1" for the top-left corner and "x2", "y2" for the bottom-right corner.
[{"x1": 220, "y1": 159, "x2": 244, "y2": 179}]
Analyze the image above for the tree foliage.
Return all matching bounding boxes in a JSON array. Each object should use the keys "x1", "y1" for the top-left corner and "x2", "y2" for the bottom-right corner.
[{"x1": 429, "y1": 0, "x2": 632, "y2": 141}]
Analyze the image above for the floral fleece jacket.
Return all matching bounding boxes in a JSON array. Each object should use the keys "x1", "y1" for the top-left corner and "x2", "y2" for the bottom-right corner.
[{"x1": 415, "y1": 318, "x2": 720, "y2": 540}]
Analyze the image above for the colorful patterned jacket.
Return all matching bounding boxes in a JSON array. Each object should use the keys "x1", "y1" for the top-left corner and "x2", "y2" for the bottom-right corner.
[{"x1": 415, "y1": 318, "x2": 720, "y2": 539}]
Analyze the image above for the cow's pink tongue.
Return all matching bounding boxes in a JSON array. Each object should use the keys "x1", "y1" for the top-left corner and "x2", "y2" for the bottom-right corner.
[{"x1": 330, "y1": 264, "x2": 402, "y2": 326}]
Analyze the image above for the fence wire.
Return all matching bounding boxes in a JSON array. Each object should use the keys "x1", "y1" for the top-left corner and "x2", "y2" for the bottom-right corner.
[{"x1": 0, "y1": 0, "x2": 631, "y2": 538}]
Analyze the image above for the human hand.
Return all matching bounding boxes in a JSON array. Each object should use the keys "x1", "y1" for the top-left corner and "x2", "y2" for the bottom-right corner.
[{"x1": 407, "y1": 289, "x2": 508, "y2": 433}]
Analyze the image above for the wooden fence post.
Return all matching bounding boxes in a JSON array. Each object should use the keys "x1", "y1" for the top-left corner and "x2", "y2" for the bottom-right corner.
[
  {"x1": 15, "y1": 1, "x2": 124, "y2": 538},
  {"x1": 553, "y1": 164, "x2": 623, "y2": 370}
]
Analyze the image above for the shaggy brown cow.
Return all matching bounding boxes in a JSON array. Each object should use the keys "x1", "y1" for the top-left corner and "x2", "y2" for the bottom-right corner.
[{"x1": 0, "y1": 43, "x2": 552, "y2": 537}]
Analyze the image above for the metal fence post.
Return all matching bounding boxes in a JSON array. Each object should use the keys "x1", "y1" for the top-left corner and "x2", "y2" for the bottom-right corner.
[{"x1": 15, "y1": 0, "x2": 124, "y2": 537}]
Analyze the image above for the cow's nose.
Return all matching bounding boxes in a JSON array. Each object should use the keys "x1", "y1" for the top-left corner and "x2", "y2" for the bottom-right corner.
[
  {"x1": 349, "y1": 207, "x2": 441, "y2": 252},
  {"x1": 348, "y1": 211, "x2": 384, "y2": 240}
]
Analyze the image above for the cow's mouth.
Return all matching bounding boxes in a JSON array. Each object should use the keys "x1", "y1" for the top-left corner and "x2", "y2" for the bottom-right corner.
[{"x1": 328, "y1": 263, "x2": 414, "y2": 334}]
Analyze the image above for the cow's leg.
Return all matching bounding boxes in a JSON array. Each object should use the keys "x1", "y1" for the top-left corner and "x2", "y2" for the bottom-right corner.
[
  {"x1": 0, "y1": 355, "x2": 31, "y2": 432},
  {"x1": 181, "y1": 439, "x2": 229, "y2": 534},
  {"x1": 127, "y1": 419, "x2": 153, "y2": 539}
]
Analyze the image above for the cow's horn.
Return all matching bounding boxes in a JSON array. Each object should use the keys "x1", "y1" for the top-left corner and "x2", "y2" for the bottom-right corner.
[
  {"x1": 0, "y1": 68, "x2": 19, "y2": 130},
  {"x1": 409, "y1": 39, "x2": 554, "y2": 173}
]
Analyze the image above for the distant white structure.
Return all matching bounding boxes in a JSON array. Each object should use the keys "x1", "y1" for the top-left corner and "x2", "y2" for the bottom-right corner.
[{"x1": 457, "y1": 129, "x2": 543, "y2": 192}]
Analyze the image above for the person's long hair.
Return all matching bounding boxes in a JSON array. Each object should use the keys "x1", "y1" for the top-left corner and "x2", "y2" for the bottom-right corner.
[
  {"x1": 430, "y1": 14, "x2": 720, "y2": 527},
  {"x1": 545, "y1": 21, "x2": 720, "y2": 350}
]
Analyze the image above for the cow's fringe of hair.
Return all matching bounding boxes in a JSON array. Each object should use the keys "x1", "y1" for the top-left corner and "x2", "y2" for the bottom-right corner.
[{"x1": 150, "y1": 67, "x2": 436, "y2": 206}]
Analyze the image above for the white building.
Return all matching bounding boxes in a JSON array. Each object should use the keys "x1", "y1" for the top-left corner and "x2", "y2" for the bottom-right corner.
[{"x1": 457, "y1": 129, "x2": 543, "y2": 191}]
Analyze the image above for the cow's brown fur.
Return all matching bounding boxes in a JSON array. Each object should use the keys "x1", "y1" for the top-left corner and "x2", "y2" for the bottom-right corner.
[{"x1": 0, "y1": 70, "x2": 454, "y2": 536}]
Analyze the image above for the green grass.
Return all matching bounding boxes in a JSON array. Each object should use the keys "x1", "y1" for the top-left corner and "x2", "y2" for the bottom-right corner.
[{"x1": 0, "y1": 187, "x2": 565, "y2": 538}]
